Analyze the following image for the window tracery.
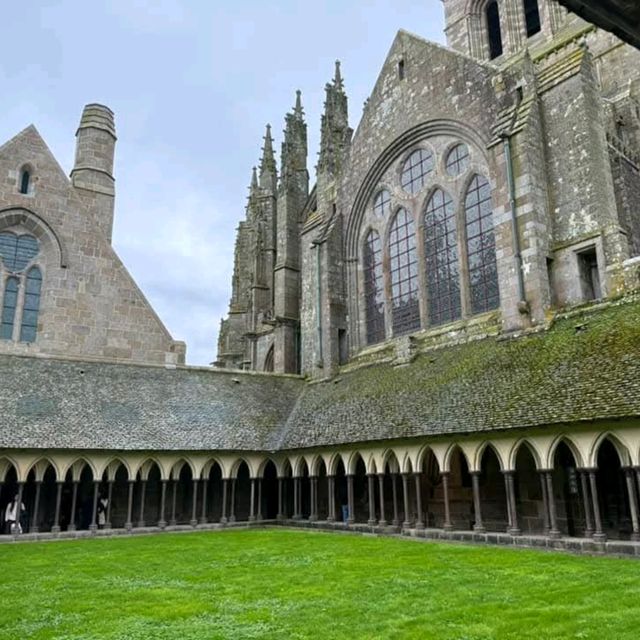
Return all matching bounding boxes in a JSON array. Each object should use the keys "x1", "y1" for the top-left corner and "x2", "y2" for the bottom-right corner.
[
  {"x1": 400, "y1": 149, "x2": 434, "y2": 194},
  {"x1": 445, "y1": 144, "x2": 470, "y2": 177},
  {"x1": 373, "y1": 190, "x2": 391, "y2": 218},
  {"x1": 363, "y1": 230, "x2": 385, "y2": 345}
]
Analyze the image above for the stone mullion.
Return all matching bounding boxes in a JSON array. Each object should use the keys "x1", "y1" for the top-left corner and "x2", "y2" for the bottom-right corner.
[{"x1": 11, "y1": 275, "x2": 26, "y2": 342}]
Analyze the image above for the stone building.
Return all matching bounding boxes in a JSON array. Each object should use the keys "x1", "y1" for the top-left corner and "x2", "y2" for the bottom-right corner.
[{"x1": 2, "y1": 1, "x2": 640, "y2": 555}]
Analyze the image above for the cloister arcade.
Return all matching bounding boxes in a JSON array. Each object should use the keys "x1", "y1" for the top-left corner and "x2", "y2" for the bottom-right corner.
[{"x1": 2, "y1": 426, "x2": 640, "y2": 544}]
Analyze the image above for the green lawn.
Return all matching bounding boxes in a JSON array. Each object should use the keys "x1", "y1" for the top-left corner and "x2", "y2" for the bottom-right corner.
[{"x1": 1, "y1": 529, "x2": 639, "y2": 639}]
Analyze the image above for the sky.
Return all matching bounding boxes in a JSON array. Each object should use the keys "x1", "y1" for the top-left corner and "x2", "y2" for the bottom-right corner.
[{"x1": 0, "y1": 0, "x2": 444, "y2": 365}]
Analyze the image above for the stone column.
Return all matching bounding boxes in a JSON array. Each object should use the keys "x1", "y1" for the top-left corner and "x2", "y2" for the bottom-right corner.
[
  {"x1": 505, "y1": 471, "x2": 520, "y2": 535},
  {"x1": 293, "y1": 477, "x2": 301, "y2": 520},
  {"x1": 68, "y1": 480, "x2": 79, "y2": 532},
  {"x1": 190, "y1": 479, "x2": 199, "y2": 527},
  {"x1": 229, "y1": 478, "x2": 236, "y2": 523},
  {"x1": 277, "y1": 478, "x2": 284, "y2": 520},
  {"x1": 158, "y1": 480, "x2": 167, "y2": 529},
  {"x1": 401, "y1": 473, "x2": 411, "y2": 528},
  {"x1": 89, "y1": 480, "x2": 99, "y2": 533},
  {"x1": 106, "y1": 480, "x2": 114, "y2": 529},
  {"x1": 624, "y1": 468, "x2": 640, "y2": 541},
  {"x1": 327, "y1": 476, "x2": 335, "y2": 522},
  {"x1": 391, "y1": 474, "x2": 400, "y2": 527},
  {"x1": 137, "y1": 480, "x2": 147, "y2": 528},
  {"x1": 579, "y1": 471, "x2": 594, "y2": 537},
  {"x1": 125, "y1": 480, "x2": 134, "y2": 532},
  {"x1": 539, "y1": 471, "x2": 550, "y2": 534},
  {"x1": 588, "y1": 470, "x2": 606, "y2": 541},
  {"x1": 14, "y1": 482, "x2": 24, "y2": 535},
  {"x1": 545, "y1": 472, "x2": 561, "y2": 538},
  {"x1": 377, "y1": 474, "x2": 387, "y2": 526},
  {"x1": 442, "y1": 472, "x2": 452, "y2": 530},
  {"x1": 347, "y1": 475, "x2": 355, "y2": 524},
  {"x1": 367, "y1": 474, "x2": 376, "y2": 526},
  {"x1": 471, "y1": 472, "x2": 485, "y2": 533},
  {"x1": 249, "y1": 478, "x2": 256, "y2": 522},
  {"x1": 31, "y1": 480, "x2": 42, "y2": 534},
  {"x1": 221, "y1": 479, "x2": 228, "y2": 524},
  {"x1": 257, "y1": 478, "x2": 263, "y2": 521},
  {"x1": 52, "y1": 482, "x2": 63, "y2": 534},
  {"x1": 200, "y1": 477, "x2": 209, "y2": 525},
  {"x1": 309, "y1": 477, "x2": 318, "y2": 522},
  {"x1": 170, "y1": 479, "x2": 178, "y2": 527},
  {"x1": 414, "y1": 473, "x2": 424, "y2": 530}
]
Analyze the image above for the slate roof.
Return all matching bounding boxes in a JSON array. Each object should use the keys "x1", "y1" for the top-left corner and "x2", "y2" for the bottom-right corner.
[{"x1": 1, "y1": 298, "x2": 639, "y2": 453}]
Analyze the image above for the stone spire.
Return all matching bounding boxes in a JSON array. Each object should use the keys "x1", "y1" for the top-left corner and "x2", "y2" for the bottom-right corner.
[
  {"x1": 280, "y1": 91, "x2": 308, "y2": 193},
  {"x1": 259, "y1": 124, "x2": 277, "y2": 193}
]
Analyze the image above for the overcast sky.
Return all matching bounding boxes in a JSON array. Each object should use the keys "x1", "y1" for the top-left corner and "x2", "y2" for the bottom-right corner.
[{"x1": 0, "y1": 0, "x2": 444, "y2": 365}]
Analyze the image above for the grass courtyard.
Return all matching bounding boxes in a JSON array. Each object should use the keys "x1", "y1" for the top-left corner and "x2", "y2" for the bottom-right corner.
[{"x1": 1, "y1": 529, "x2": 639, "y2": 639}]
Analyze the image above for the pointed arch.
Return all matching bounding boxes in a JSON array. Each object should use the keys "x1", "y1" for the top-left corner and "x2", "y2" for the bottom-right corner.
[
  {"x1": 0, "y1": 456, "x2": 19, "y2": 482},
  {"x1": 443, "y1": 443, "x2": 473, "y2": 473},
  {"x1": 18, "y1": 164, "x2": 33, "y2": 195},
  {"x1": 263, "y1": 345, "x2": 274, "y2": 373},
  {"x1": 170, "y1": 458, "x2": 196, "y2": 480},
  {"x1": 25, "y1": 457, "x2": 60, "y2": 482},
  {"x1": 381, "y1": 449, "x2": 402, "y2": 474},
  {"x1": 590, "y1": 433, "x2": 632, "y2": 468},
  {"x1": 310, "y1": 455, "x2": 328, "y2": 477},
  {"x1": 475, "y1": 441, "x2": 506, "y2": 472},
  {"x1": 256, "y1": 457, "x2": 279, "y2": 479},
  {"x1": 62, "y1": 457, "x2": 97, "y2": 481},
  {"x1": 99, "y1": 456, "x2": 133, "y2": 481},
  {"x1": 201, "y1": 456, "x2": 224, "y2": 480},
  {"x1": 363, "y1": 228, "x2": 385, "y2": 344},
  {"x1": 508, "y1": 439, "x2": 542, "y2": 470},
  {"x1": 328, "y1": 452, "x2": 348, "y2": 476},
  {"x1": 346, "y1": 451, "x2": 367, "y2": 476},
  {"x1": 548, "y1": 435, "x2": 584, "y2": 469}
]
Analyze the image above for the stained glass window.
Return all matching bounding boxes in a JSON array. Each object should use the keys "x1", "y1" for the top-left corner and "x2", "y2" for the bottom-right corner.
[
  {"x1": 389, "y1": 209, "x2": 421, "y2": 335},
  {"x1": 1, "y1": 277, "x2": 19, "y2": 340},
  {"x1": 401, "y1": 149, "x2": 434, "y2": 195},
  {"x1": 363, "y1": 230, "x2": 386, "y2": 345},
  {"x1": 20, "y1": 266, "x2": 42, "y2": 343},
  {"x1": 424, "y1": 189, "x2": 462, "y2": 325},
  {"x1": 465, "y1": 175, "x2": 500, "y2": 314},
  {"x1": 373, "y1": 190, "x2": 391, "y2": 218},
  {"x1": 445, "y1": 144, "x2": 470, "y2": 177},
  {"x1": 0, "y1": 233, "x2": 39, "y2": 272}
]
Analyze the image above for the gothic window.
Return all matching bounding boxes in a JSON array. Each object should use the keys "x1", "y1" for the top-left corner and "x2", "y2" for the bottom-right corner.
[
  {"x1": 401, "y1": 149, "x2": 434, "y2": 195},
  {"x1": 1, "y1": 277, "x2": 19, "y2": 340},
  {"x1": 373, "y1": 190, "x2": 391, "y2": 218},
  {"x1": 20, "y1": 267, "x2": 42, "y2": 343},
  {"x1": 389, "y1": 209, "x2": 420, "y2": 335},
  {"x1": 465, "y1": 175, "x2": 500, "y2": 314},
  {"x1": 424, "y1": 189, "x2": 462, "y2": 325},
  {"x1": 445, "y1": 144, "x2": 470, "y2": 177},
  {"x1": 19, "y1": 169, "x2": 31, "y2": 195},
  {"x1": 363, "y1": 230, "x2": 386, "y2": 344},
  {"x1": 0, "y1": 233, "x2": 39, "y2": 272},
  {"x1": 486, "y1": 0, "x2": 504, "y2": 59},
  {"x1": 523, "y1": 0, "x2": 541, "y2": 37}
]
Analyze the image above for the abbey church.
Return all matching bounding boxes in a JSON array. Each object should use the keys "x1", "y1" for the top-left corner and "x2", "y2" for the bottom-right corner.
[{"x1": 2, "y1": 1, "x2": 640, "y2": 553}]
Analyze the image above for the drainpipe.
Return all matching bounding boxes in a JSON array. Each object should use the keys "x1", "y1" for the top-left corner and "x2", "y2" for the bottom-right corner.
[
  {"x1": 312, "y1": 240, "x2": 324, "y2": 367},
  {"x1": 500, "y1": 87, "x2": 529, "y2": 315}
]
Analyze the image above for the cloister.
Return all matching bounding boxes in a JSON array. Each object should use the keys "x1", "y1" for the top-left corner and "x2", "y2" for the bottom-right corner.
[{"x1": 3, "y1": 425, "x2": 640, "y2": 547}]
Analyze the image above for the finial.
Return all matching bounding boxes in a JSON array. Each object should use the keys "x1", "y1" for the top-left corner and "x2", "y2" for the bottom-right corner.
[
  {"x1": 334, "y1": 60, "x2": 344, "y2": 90},
  {"x1": 260, "y1": 124, "x2": 276, "y2": 172},
  {"x1": 295, "y1": 90, "x2": 304, "y2": 117},
  {"x1": 251, "y1": 166, "x2": 258, "y2": 190}
]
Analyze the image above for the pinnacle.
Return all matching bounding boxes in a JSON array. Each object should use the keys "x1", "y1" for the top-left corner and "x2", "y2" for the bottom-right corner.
[
  {"x1": 251, "y1": 166, "x2": 258, "y2": 191},
  {"x1": 334, "y1": 60, "x2": 344, "y2": 90},
  {"x1": 294, "y1": 90, "x2": 304, "y2": 119},
  {"x1": 260, "y1": 124, "x2": 277, "y2": 176}
]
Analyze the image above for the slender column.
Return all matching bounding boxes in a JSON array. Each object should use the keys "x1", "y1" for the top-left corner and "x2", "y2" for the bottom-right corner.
[
  {"x1": 402, "y1": 473, "x2": 411, "y2": 528},
  {"x1": 68, "y1": 480, "x2": 79, "y2": 532},
  {"x1": 309, "y1": 477, "x2": 319, "y2": 521},
  {"x1": 367, "y1": 474, "x2": 376, "y2": 526},
  {"x1": 229, "y1": 478, "x2": 236, "y2": 523},
  {"x1": 190, "y1": 479, "x2": 199, "y2": 527},
  {"x1": 624, "y1": 469, "x2": 640, "y2": 541},
  {"x1": 414, "y1": 473, "x2": 424, "y2": 530},
  {"x1": 377, "y1": 475, "x2": 387, "y2": 526},
  {"x1": 31, "y1": 480, "x2": 42, "y2": 534},
  {"x1": 442, "y1": 472, "x2": 452, "y2": 530},
  {"x1": 89, "y1": 480, "x2": 99, "y2": 533},
  {"x1": 52, "y1": 482, "x2": 63, "y2": 534},
  {"x1": 545, "y1": 472, "x2": 561, "y2": 538},
  {"x1": 391, "y1": 474, "x2": 400, "y2": 526},
  {"x1": 503, "y1": 474, "x2": 513, "y2": 529},
  {"x1": 257, "y1": 478, "x2": 263, "y2": 521},
  {"x1": 125, "y1": 480, "x2": 134, "y2": 532},
  {"x1": 293, "y1": 477, "x2": 300, "y2": 519},
  {"x1": 158, "y1": 480, "x2": 167, "y2": 529},
  {"x1": 170, "y1": 479, "x2": 178, "y2": 526},
  {"x1": 249, "y1": 478, "x2": 256, "y2": 522},
  {"x1": 14, "y1": 482, "x2": 24, "y2": 535},
  {"x1": 579, "y1": 471, "x2": 594, "y2": 537},
  {"x1": 471, "y1": 472, "x2": 485, "y2": 533},
  {"x1": 220, "y1": 479, "x2": 228, "y2": 524},
  {"x1": 327, "y1": 476, "x2": 335, "y2": 522},
  {"x1": 589, "y1": 470, "x2": 606, "y2": 541},
  {"x1": 200, "y1": 478, "x2": 209, "y2": 525},
  {"x1": 137, "y1": 480, "x2": 147, "y2": 528},
  {"x1": 105, "y1": 480, "x2": 114, "y2": 529},
  {"x1": 347, "y1": 475, "x2": 355, "y2": 524},
  {"x1": 539, "y1": 471, "x2": 550, "y2": 534},
  {"x1": 505, "y1": 471, "x2": 520, "y2": 535},
  {"x1": 277, "y1": 478, "x2": 284, "y2": 520}
]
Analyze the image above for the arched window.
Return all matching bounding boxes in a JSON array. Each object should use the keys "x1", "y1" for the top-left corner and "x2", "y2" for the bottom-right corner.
[
  {"x1": 373, "y1": 190, "x2": 391, "y2": 218},
  {"x1": 401, "y1": 149, "x2": 434, "y2": 195},
  {"x1": 389, "y1": 209, "x2": 420, "y2": 335},
  {"x1": 486, "y1": 0, "x2": 504, "y2": 59},
  {"x1": 464, "y1": 175, "x2": 500, "y2": 314},
  {"x1": 1, "y1": 277, "x2": 19, "y2": 340},
  {"x1": 0, "y1": 233, "x2": 39, "y2": 272},
  {"x1": 445, "y1": 144, "x2": 470, "y2": 177},
  {"x1": 20, "y1": 267, "x2": 42, "y2": 343},
  {"x1": 523, "y1": 0, "x2": 541, "y2": 37},
  {"x1": 424, "y1": 189, "x2": 462, "y2": 325},
  {"x1": 363, "y1": 230, "x2": 386, "y2": 344},
  {"x1": 19, "y1": 168, "x2": 31, "y2": 195}
]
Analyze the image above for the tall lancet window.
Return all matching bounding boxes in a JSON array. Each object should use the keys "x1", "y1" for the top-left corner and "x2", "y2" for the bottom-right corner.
[
  {"x1": 523, "y1": 0, "x2": 541, "y2": 37},
  {"x1": 486, "y1": 0, "x2": 504, "y2": 59},
  {"x1": 20, "y1": 267, "x2": 42, "y2": 343},
  {"x1": 465, "y1": 175, "x2": 500, "y2": 314},
  {"x1": 363, "y1": 230, "x2": 385, "y2": 345},
  {"x1": 389, "y1": 209, "x2": 420, "y2": 336},
  {"x1": 1, "y1": 277, "x2": 19, "y2": 340},
  {"x1": 424, "y1": 189, "x2": 462, "y2": 325}
]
